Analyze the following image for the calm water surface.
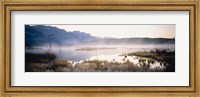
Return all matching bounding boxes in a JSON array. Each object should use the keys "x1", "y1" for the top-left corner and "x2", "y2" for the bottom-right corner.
[
  {"x1": 26, "y1": 45, "x2": 174, "y2": 61},
  {"x1": 26, "y1": 45, "x2": 175, "y2": 69}
]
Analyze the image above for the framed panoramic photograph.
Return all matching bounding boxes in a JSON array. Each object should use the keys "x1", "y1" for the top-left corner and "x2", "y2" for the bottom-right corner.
[{"x1": 0, "y1": 0, "x2": 199, "y2": 97}]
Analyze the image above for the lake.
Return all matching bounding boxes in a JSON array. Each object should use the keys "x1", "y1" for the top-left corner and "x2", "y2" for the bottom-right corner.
[
  {"x1": 25, "y1": 45, "x2": 175, "y2": 62},
  {"x1": 25, "y1": 45, "x2": 175, "y2": 70}
]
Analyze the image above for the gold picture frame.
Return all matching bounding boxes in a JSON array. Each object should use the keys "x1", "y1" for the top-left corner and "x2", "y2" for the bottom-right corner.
[{"x1": 0, "y1": 0, "x2": 199, "y2": 97}]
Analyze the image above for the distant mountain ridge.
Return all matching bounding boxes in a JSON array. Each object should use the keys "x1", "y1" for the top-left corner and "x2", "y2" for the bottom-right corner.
[
  {"x1": 25, "y1": 25, "x2": 97, "y2": 47},
  {"x1": 25, "y1": 25, "x2": 175, "y2": 47}
]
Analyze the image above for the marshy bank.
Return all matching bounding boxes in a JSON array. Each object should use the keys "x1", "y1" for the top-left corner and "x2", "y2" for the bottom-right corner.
[{"x1": 25, "y1": 49, "x2": 175, "y2": 72}]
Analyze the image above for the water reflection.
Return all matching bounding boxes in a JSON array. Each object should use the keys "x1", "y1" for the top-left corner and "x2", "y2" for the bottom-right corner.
[
  {"x1": 25, "y1": 46, "x2": 174, "y2": 72},
  {"x1": 26, "y1": 46, "x2": 174, "y2": 62},
  {"x1": 85, "y1": 54, "x2": 166, "y2": 69}
]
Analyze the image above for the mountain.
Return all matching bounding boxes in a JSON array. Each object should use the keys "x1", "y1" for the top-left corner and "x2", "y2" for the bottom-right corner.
[
  {"x1": 25, "y1": 25, "x2": 96, "y2": 47},
  {"x1": 25, "y1": 25, "x2": 175, "y2": 47}
]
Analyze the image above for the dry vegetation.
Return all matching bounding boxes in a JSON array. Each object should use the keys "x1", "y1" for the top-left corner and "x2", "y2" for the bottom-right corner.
[
  {"x1": 125, "y1": 49, "x2": 175, "y2": 72},
  {"x1": 25, "y1": 49, "x2": 175, "y2": 72}
]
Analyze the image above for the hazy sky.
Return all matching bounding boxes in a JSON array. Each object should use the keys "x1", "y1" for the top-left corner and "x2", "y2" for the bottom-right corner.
[{"x1": 47, "y1": 25, "x2": 175, "y2": 38}]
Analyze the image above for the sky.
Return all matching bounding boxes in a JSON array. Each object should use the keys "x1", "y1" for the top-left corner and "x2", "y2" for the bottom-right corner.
[{"x1": 47, "y1": 24, "x2": 175, "y2": 38}]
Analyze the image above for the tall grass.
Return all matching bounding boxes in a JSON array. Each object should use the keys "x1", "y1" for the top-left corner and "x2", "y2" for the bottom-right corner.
[
  {"x1": 25, "y1": 49, "x2": 174, "y2": 72},
  {"x1": 126, "y1": 49, "x2": 175, "y2": 72}
]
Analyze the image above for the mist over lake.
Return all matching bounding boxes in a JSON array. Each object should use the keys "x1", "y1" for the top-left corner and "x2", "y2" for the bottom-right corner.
[{"x1": 26, "y1": 44, "x2": 175, "y2": 62}]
